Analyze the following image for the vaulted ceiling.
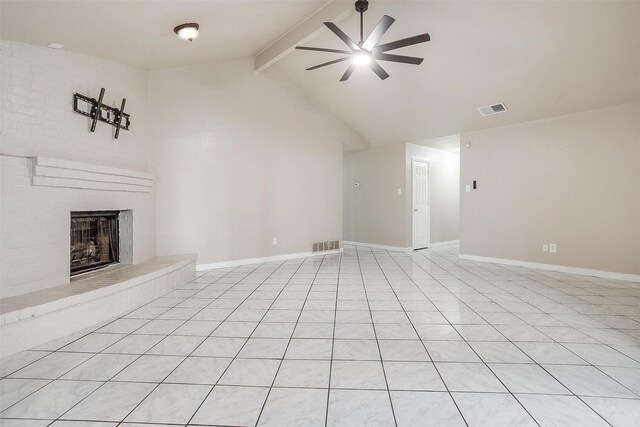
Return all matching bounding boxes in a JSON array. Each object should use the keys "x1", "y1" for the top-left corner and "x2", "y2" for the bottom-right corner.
[
  {"x1": 274, "y1": 1, "x2": 640, "y2": 148},
  {"x1": 2, "y1": 1, "x2": 640, "y2": 150}
]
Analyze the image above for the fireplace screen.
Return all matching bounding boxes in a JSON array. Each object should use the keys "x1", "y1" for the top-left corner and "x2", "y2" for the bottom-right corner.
[{"x1": 70, "y1": 211, "x2": 119, "y2": 275}]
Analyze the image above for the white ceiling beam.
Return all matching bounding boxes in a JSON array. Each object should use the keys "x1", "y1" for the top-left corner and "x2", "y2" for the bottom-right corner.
[{"x1": 254, "y1": 0, "x2": 354, "y2": 72}]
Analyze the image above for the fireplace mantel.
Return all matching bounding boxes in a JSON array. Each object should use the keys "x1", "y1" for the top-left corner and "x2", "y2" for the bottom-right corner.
[{"x1": 31, "y1": 156, "x2": 154, "y2": 193}]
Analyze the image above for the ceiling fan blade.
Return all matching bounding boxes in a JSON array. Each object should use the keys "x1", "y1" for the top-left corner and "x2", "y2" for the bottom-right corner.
[
  {"x1": 306, "y1": 56, "x2": 351, "y2": 71},
  {"x1": 324, "y1": 22, "x2": 360, "y2": 51},
  {"x1": 372, "y1": 33, "x2": 430, "y2": 54},
  {"x1": 362, "y1": 15, "x2": 395, "y2": 51},
  {"x1": 296, "y1": 46, "x2": 353, "y2": 55},
  {"x1": 340, "y1": 64, "x2": 356, "y2": 82},
  {"x1": 374, "y1": 53, "x2": 423, "y2": 65},
  {"x1": 368, "y1": 60, "x2": 390, "y2": 80}
]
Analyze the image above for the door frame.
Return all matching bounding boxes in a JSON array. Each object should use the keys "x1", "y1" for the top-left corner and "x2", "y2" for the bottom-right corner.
[{"x1": 411, "y1": 157, "x2": 431, "y2": 250}]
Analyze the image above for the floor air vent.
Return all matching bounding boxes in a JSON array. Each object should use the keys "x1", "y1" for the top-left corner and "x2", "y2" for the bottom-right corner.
[
  {"x1": 313, "y1": 240, "x2": 340, "y2": 252},
  {"x1": 478, "y1": 103, "x2": 508, "y2": 116}
]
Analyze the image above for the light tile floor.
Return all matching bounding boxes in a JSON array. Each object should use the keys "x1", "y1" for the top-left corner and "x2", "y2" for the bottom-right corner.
[{"x1": 2, "y1": 244, "x2": 640, "y2": 426}]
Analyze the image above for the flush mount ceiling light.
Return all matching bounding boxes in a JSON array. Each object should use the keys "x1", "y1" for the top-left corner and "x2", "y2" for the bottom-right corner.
[
  {"x1": 296, "y1": 0, "x2": 430, "y2": 81},
  {"x1": 47, "y1": 43, "x2": 64, "y2": 49},
  {"x1": 173, "y1": 23, "x2": 199, "y2": 41}
]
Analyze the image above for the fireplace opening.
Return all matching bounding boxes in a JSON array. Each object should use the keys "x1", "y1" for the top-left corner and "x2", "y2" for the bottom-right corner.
[{"x1": 70, "y1": 211, "x2": 120, "y2": 276}]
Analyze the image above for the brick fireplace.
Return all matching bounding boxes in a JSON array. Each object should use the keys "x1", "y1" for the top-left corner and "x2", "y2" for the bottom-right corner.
[{"x1": 0, "y1": 155, "x2": 153, "y2": 298}]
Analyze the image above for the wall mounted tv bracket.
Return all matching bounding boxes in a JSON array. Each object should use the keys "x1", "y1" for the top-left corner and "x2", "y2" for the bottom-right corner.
[{"x1": 73, "y1": 88, "x2": 130, "y2": 139}]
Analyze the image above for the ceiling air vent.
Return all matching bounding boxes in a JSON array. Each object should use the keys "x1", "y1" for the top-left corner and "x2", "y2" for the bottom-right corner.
[{"x1": 478, "y1": 103, "x2": 508, "y2": 116}]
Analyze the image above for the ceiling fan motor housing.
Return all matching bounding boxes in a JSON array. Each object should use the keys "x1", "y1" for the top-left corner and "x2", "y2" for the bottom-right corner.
[
  {"x1": 355, "y1": 0, "x2": 369, "y2": 13},
  {"x1": 295, "y1": 0, "x2": 430, "y2": 81}
]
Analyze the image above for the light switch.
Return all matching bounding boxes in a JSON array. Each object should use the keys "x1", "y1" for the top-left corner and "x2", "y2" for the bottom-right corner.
[
  {"x1": 549, "y1": 243, "x2": 557, "y2": 253},
  {"x1": 272, "y1": 238, "x2": 278, "y2": 246},
  {"x1": 465, "y1": 185, "x2": 471, "y2": 193},
  {"x1": 397, "y1": 188, "x2": 402, "y2": 196}
]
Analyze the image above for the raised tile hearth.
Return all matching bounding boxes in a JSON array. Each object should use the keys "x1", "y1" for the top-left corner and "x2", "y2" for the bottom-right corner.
[{"x1": 0, "y1": 254, "x2": 196, "y2": 358}]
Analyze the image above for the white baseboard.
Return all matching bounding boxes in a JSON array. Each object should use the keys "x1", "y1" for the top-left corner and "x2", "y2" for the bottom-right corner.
[
  {"x1": 458, "y1": 253, "x2": 640, "y2": 283},
  {"x1": 429, "y1": 240, "x2": 460, "y2": 248},
  {"x1": 196, "y1": 249, "x2": 343, "y2": 271},
  {"x1": 343, "y1": 241, "x2": 412, "y2": 252}
]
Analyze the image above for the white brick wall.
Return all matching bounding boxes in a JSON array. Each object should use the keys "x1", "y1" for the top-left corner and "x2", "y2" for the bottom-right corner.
[
  {"x1": 0, "y1": 41, "x2": 155, "y2": 298},
  {"x1": 0, "y1": 40, "x2": 148, "y2": 169}
]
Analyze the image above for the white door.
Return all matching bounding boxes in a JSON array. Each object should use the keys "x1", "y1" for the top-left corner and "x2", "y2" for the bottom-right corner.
[{"x1": 412, "y1": 159, "x2": 430, "y2": 249}]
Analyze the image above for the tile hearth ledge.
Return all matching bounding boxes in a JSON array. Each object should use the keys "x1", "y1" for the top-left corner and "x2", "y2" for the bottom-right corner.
[{"x1": 0, "y1": 254, "x2": 196, "y2": 358}]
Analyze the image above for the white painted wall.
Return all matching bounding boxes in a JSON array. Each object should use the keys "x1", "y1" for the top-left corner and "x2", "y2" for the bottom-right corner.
[
  {"x1": 343, "y1": 144, "x2": 407, "y2": 248},
  {"x1": 149, "y1": 58, "x2": 365, "y2": 265},
  {"x1": 460, "y1": 102, "x2": 640, "y2": 275},
  {"x1": 343, "y1": 143, "x2": 460, "y2": 248},
  {"x1": 0, "y1": 41, "x2": 155, "y2": 297}
]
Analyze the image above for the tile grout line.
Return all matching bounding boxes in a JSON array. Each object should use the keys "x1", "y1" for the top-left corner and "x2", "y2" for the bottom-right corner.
[
  {"x1": 364, "y1": 246, "x2": 470, "y2": 427},
  {"x1": 324, "y1": 251, "x2": 343, "y2": 427},
  {"x1": 183, "y1": 258, "x2": 309, "y2": 426},
  {"x1": 442, "y1": 250, "x2": 640, "y2": 400},
  {"x1": 43, "y1": 263, "x2": 257, "y2": 426},
  {"x1": 382, "y1": 247, "x2": 542, "y2": 426},
  {"x1": 151, "y1": 260, "x2": 291, "y2": 426},
  {"x1": 0, "y1": 273, "x2": 207, "y2": 418},
  {"x1": 254, "y1": 253, "x2": 331, "y2": 426},
  {"x1": 410, "y1": 248, "x2": 621, "y2": 424},
  {"x1": 352, "y1": 245, "x2": 399, "y2": 427}
]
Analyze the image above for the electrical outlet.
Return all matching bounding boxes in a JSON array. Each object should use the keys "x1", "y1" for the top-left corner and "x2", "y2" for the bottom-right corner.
[
  {"x1": 543, "y1": 244, "x2": 549, "y2": 252},
  {"x1": 272, "y1": 238, "x2": 278, "y2": 246},
  {"x1": 465, "y1": 184, "x2": 471, "y2": 193},
  {"x1": 549, "y1": 243, "x2": 557, "y2": 253}
]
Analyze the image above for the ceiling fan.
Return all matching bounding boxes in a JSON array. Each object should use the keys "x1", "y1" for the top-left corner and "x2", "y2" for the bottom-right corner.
[{"x1": 296, "y1": 0, "x2": 430, "y2": 81}]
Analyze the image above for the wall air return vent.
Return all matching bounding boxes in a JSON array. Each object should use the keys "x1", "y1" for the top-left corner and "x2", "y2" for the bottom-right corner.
[
  {"x1": 478, "y1": 103, "x2": 508, "y2": 116},
  {"x1": 313, "y1": 240, "x2": 341, "y2": 253}
]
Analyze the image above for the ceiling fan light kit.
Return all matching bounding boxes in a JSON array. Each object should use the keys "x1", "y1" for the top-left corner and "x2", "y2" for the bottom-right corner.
[
  {"x1": 296, "y1": 0, "x2": 430, "y2": 81},
  {"x1": 353, "y1": 52, "x2": 372, "y2": 66}
]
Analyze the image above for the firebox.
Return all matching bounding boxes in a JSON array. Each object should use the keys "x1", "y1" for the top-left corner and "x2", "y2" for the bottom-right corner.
[{"x1": 70, "y1": 211, "x2": 120, "y2": 275}]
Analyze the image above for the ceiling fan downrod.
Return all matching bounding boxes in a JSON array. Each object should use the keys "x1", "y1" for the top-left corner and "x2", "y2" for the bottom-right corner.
[{"x1": 355, "y1": 0, "x2": 369, "y2": 45}]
